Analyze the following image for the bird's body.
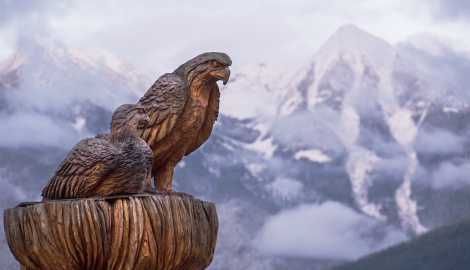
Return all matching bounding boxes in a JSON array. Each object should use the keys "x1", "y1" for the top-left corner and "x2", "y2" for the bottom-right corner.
[
  {"x1": 138, "y1": 52, "x2": 231, "y2": 192},
  {"x1": 42, "y1": 104, "x2": 152, "y2": 200}
]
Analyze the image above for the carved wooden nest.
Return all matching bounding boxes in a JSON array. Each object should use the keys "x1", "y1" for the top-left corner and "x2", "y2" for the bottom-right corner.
[{"x1": 4, "y1": 194, "x2": 218, "y2": 270}]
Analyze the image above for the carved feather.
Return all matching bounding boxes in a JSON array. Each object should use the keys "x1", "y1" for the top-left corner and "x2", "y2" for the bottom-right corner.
[
  {"x1": 41, "y1": 138, "x2": 119, "y2": 199},
  {"x1": 42, "y1": 104, "x2": 153, "y2": 200},
  {"x1": 184, "y1": 83, "x2": 220, "y2": 156},
  {"x1": 137, "y1": 73, "x2": 187, "y2": 148}
]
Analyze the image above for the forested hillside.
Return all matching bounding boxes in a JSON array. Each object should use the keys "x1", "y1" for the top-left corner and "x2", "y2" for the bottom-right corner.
[{"x1": 331, "y1": 215, "x2": 470, "y2": 270}]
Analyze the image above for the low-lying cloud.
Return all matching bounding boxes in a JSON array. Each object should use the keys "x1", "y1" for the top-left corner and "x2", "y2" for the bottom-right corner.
[
  {"x1": 254, "y1": 201, "x2": 407, "y2": 260},
  {"x1": 397, "y1": 35, "x2": 470, "y2": 101},
  {"x1": 414, "y1": 128, "x2": 465, "y2": 155},
  {"x1": 431, "y1": 161, "x2": 470, "y2": 189},
  {"x1": 0, "y1": 112, "x2": 87, "y2": 148}
]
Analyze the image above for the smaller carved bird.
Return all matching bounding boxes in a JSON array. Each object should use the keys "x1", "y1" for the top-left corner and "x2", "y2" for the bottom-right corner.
[{"x1": 42, "y1": 104, "x2": 153, "y2": 200}]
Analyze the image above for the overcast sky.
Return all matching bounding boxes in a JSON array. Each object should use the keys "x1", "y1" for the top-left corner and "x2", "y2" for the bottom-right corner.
[{"x1": 1, "y1": 0, "x2": 469, "y2": 76}]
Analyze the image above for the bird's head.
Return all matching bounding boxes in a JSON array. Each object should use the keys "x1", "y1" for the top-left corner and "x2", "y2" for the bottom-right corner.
[
  {"x1": 110, "y1": 104, "x2": 150, "y2": 142},
  {"x1": 173, "y1": 52, "x2": 232, "y2": 86}
]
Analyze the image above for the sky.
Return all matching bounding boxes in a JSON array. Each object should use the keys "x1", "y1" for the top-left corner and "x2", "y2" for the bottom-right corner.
[{"x1": 0, "y1": 0, "x2": 469, "y2": 76}]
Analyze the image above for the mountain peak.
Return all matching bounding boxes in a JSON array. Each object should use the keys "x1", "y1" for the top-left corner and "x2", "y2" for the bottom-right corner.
[
  {"x1": 329, "y1": 24, "x2": 392, "y2": 49},
  {"x1": 335, "y1": 24, "x2": 370, "y2": 37},
  {"x1": 314, "y1": 24, "x2": 398, "y2": 72},
  {"x1": 2, "y1": 36, "x2": 152, "y2": 93},
  {"x1": 20, "y1": 37, "x2": 150, "y2": 84}
]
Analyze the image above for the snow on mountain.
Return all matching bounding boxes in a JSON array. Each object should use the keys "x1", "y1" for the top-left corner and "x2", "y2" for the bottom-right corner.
[
  {"x1": 0, "y1": 36, "x2": 152, "y2": 148},
  {"x1": 3, "y1": 36, "x2": 152, "y2": 106},
  {"x1": 307, "y1": 24, "x2": 399, "y2": 108},
  {"x1": 220, "y1": 55, "x2": 314, "y2": 118},
  {"x1": 346, "y1": 146, "x2": 383, "y2": 220},
  {"x1": 221, "y1": 24, "x2": 435, "y2": 234},
  {"x1": 294, "y1": 149, "x2": 331, "y2": 163},
  {"x1": 220, "y1": 24, "x2": 470, "y2": 242}
]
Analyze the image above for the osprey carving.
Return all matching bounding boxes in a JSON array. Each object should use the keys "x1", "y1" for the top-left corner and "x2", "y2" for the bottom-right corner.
[{"x1": 138, "y1": 52, "x2": 231, "y2": 192}]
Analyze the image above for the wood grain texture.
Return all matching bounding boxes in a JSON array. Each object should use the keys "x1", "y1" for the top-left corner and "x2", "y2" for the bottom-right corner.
[{"x1": 4, "y1": 194, "x2": 218, "y2": 270}]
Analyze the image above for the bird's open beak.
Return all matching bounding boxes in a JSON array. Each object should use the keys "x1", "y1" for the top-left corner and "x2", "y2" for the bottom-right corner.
[{"x1": 211, "y1": 67, "x2": 231, "y2": 85}]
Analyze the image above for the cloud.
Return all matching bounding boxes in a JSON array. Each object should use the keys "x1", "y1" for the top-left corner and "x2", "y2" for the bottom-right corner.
[
  {"x1": 413, "y1": 159, "x2": 470, "y2": 189},
  {"x1": 0, "y1": 0, "x2": 73, "y2": 42},
  {"x1": 254, "y1": 201, "x2": 407, "y2": 260},
  {"x1": 426, "y1": 0, "x2": 470, "y2": 20},
  {"x1": 0, "y1": 0, "x2": 71, "y2": 26},
  {"x1": 267, "y1": 177, "x2": 303, "y2": 201},
  {"x1": 413, "y1": 128, "x2": 464, "y2": 155},
  {"x1": 373, "y1": 156, "x2": 408, "y2": 181},
  {"x1": 0, "y1": 0, "x2": 73, "y2": 68},
  {"x1": 0, "y1": 112, "x2": 87, "y2": 148},
  {"x1": 2, "y1": 0, "x2": 470, "y2": 77},
  {"x1": 431, "y1": 161, "x2": 470, "y2": 189},
  {"x1": 75, "y1": 5, "x2": 298, "y2": 76},
  {"x1": 270, "y1": 111, "x2": 347, "y2": 157},
  {"x1": 397, "y1": 34, "x2": 470, "y2": 101}
]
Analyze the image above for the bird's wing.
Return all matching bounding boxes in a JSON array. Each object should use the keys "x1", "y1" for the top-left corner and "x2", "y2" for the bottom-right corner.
[
  {"x1": 137, "y1": 73, "x2": 187, "y2": 148},
  {"x1": 185, "y1": 83, "x2": 220, "y2": 155},
  {"x1": 41, "y1": 137, "x2": 119, "y2": 199},
  {"x1": 137, "y1": 138, "x2": 154, "y2": 188}
]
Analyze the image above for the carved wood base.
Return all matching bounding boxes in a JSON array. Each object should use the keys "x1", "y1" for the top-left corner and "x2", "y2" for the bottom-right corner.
[{"x1": 4, "y1": 194, "x2": 218, "y2": 270}]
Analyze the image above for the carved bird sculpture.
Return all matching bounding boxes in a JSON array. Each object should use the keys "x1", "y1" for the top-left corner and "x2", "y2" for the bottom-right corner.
[
  {"x1": 138, "y1": 52, "x2": 231, "y2": 192},
  {"x1": 42, "y1": 104, "x2": 153, "y2": 200}
]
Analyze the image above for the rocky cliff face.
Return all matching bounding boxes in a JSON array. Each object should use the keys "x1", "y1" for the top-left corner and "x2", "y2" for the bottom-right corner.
[{"x1": 1, "y1": 26, "x2": 470, "y2": 269}]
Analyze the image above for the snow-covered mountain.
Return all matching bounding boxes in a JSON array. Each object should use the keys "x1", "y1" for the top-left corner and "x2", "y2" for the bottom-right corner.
[
  {"x1": 0, "y1": 36, "x2": 151, "y2": 147},
  {"x1": 1, "y1": 25, "x2": 470, "y2": 269},
  {"x1": 220, "y1": 24, "x2": 470, "y2": 233}
]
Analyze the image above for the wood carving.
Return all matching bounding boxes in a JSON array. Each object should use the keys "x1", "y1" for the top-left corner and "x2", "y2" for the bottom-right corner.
[
  {"x1": 4, "y1": 54, "x2": 228, "y2": 269},
  {"x1": 42, "y1": 104, "x2": 154, "y2": 200},
  {"x1": 4, "y1": 194, "x2": 218, "y2": 270},
  {"x1": 137, "y1": 52, "x2": 231, "y2": 192}
]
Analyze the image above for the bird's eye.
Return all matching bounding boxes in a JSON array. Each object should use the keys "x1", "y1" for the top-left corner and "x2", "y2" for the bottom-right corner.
[
  {"x1": 212, "y1": 61, "x2": 221, "y2": 67},
  {"x1": 137, "y1": 108, "x2": 145, "y2": 114}
]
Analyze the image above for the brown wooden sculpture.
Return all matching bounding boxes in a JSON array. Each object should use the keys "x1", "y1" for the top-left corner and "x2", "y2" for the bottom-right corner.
[
  {"x1": 5, "y1": 194, "x2": 218, "y2": 270},
  {"x1": 4, "y1": 54, "x2": 226, "y2": 270},
  {"x1": 41, "y1": 104, "x2": 153, "y2": 199},
  {"x1": 137, "y1": 52, "x2": 231, "y2": 192}
]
